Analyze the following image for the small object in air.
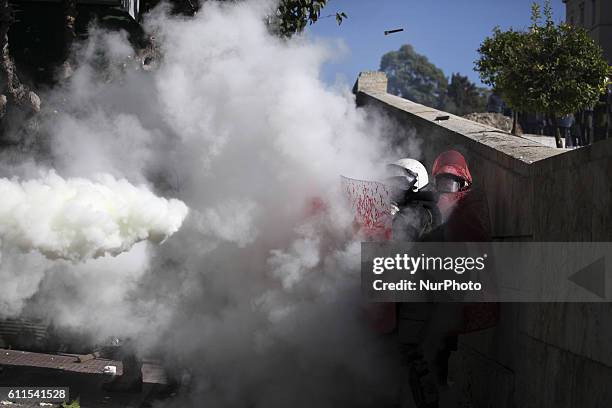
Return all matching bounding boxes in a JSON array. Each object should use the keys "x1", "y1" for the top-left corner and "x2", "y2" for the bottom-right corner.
[
  {"x1": 384, "y1": 28, "x2": 404, "y2": 35},
  {"x1": 435, "y1": 115, "x2": 450, "y2": 121}
]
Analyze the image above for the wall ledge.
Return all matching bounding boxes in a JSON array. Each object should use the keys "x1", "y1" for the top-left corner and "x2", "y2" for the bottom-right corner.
[{"x1": 360, "y1": 90, "x2": 566, "y2": 169}]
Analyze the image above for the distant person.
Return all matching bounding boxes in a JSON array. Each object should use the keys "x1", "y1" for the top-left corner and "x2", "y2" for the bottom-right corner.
[
  {"x1": 601, "y1": 84, "x2": 612, "y2": 140},
  {"x1": 594, "y1": 92, "x2": 609, "y2": 142},
  {"x1": 519, "y1": 112, "x2": 532, "y2": 134},
  {"x1": 580, "y1": 105, "x2": 595, "y2": 145},
  {"x1": 535, "y1": 112, "x2": 547, "y2": 135},
  {"x1": 544, "y1": 114, "x2": 555, "y2": 137},
  {"x1": 570, "y1": 112, "x2": 582, "y2": 145},
  {"x1": 558, "y1": 114, "x2": 576, "y2": 148},
  {"x1": 521, "y1": 112, "x2": 545, "y2": 135}
]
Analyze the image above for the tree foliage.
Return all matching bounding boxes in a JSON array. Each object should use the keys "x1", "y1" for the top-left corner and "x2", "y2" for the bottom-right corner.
[
  {"x1": 140, "y1": 0, "x2": 346, "y2": 37},
  {"x1": 446, "y1": 73, "x2": 488, "y2": 116},
  {"x1": 380, "y1": 44, "x2": 448, "y2": 109},
  {"x1": 162, "y1": 0, "x2": 346, "y2": 37},
  {"x1": 272, "y1": 0, "x2": 346, "y2": 37},
  {"x1": 475, "y1": 1, "x2": 609, "y2": 132},
  {"x1": 380, "y1": 45, "x2": 488, "y2": 114}
]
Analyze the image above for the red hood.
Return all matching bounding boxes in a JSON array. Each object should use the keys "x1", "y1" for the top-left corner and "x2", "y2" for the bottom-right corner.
[
  {"x1": 432, "y1": 150, "x2": 472, "y2": 185},
  {"x1": 432, "y1": 150, "x2": 472, "y2": 221}
]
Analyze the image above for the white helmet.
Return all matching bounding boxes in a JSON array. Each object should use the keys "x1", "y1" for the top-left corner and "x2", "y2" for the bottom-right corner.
[{"x1": 386, "y1": 158, "x2": 429, "y2": 192}]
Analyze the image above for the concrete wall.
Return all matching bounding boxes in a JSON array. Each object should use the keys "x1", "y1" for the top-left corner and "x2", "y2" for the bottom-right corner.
[{"x1": 354, "y1": 71, "x2": 612, "y2": 408}]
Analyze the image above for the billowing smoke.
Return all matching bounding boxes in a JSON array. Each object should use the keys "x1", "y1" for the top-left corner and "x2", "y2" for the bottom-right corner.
[
  {"x1": 0, "y1": 0, "x2": 414, "y2": 406},
  {"x1": 0, "y1": 171, "x2": 188, "y2": 261}
]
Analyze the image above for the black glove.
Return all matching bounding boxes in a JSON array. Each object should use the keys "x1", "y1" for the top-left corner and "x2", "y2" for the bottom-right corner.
[{"x1": 392, "y1": 191, "x2": 442, "y2": 242}]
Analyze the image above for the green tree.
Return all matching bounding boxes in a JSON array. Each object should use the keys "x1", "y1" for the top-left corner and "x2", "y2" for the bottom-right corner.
[
  {"x1": 271, "y1": 0, "x2": 347, "y2": 37},
  {"x1": 445, "y1": 73, "x2": 488, "y2": 116},
  {"x1": 475, "y1": 0, "x2": 610, "y2": 146},
  {"x1": 380, "y1": 44, "x2": 448, "y2": 109}
]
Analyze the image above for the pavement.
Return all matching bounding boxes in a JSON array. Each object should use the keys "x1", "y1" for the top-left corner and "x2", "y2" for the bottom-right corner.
[
  {"x1": 521, "y1": 133, "x2": 574, "y2": 149},
  {"x1": 0, "y1": 349, "x2": 169, "y2": 408}
]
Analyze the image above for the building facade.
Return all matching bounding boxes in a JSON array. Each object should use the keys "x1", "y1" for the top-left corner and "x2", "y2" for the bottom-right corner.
[{"x1": 564, "y1": 0, "x2": 612, "y2": 63}]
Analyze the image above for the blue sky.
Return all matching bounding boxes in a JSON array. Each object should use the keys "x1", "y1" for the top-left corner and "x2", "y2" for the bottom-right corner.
[{"x1": 307, "y1": 0, "x2": 566, "y2": 87}]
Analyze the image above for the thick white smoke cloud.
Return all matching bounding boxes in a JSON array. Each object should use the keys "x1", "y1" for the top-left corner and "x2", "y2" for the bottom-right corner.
[
  {"x1": 0, "y1": 0, "x2": 417, "y2": 406},
  {"x1": 0, "y1": 171, "x2": 188, "y2": 261}
]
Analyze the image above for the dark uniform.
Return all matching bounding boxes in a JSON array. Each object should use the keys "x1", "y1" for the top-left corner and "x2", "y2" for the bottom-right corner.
[
  {"x1": 391, "y1": 190, "x2": 441, "y2": 242},
  {"x1": 394, "y1": 151, "x2": 497, "y2": 408},
  {"x1": 391, "y1": 189, "x2": 443, "y2": 408}
]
